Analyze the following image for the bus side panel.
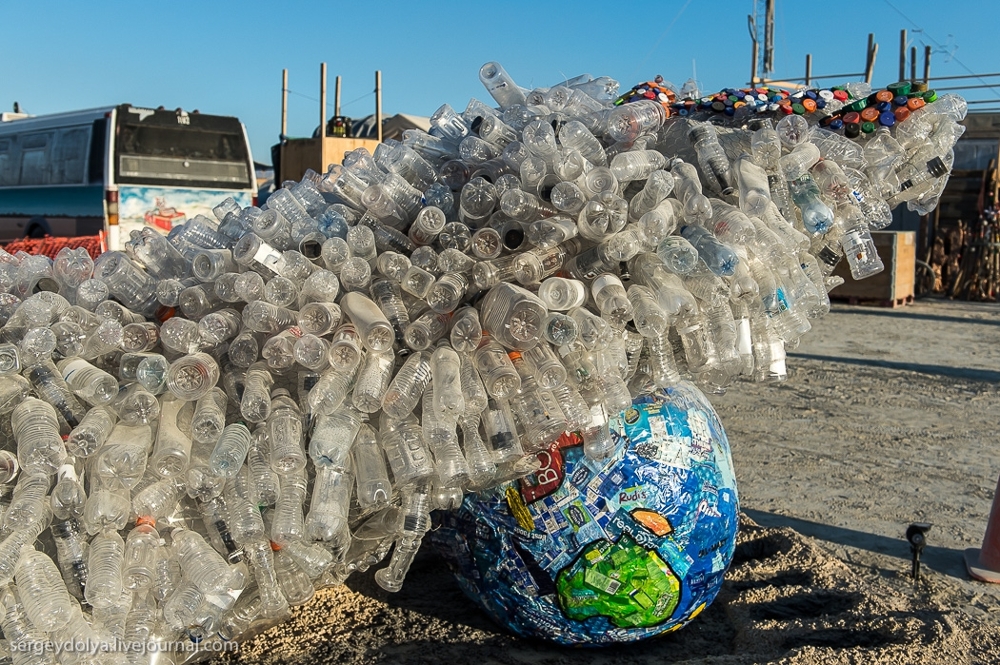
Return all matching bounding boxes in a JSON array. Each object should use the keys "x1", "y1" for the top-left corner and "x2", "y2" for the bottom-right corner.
[
  {"x1": 0, "y1": 185, "x2": 104, "y2": 242},
  {"x1": 118, "y1": 185, "x2": 251, "y2": 241}
]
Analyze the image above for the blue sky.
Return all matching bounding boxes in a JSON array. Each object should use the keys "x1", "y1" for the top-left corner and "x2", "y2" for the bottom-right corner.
[{"x1": 3, "y1": 1, "x2": 998, "y2": 165}]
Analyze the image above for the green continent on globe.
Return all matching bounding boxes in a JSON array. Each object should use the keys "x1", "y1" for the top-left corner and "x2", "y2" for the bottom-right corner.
[{"x1": 555, "y1": 534, "x2": 681, "y2": 628}]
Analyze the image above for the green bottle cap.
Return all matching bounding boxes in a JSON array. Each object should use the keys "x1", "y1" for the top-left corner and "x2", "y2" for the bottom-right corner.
[
  {"x1": 923, "y1": 90, "x2": 938, "y2": 102},
  {"x1": 792, "y1": 103, "x2": 806, "y2": 115},
  {"x1": 861, "y1": 121, "x2": 877, "y2": 134},
  {"x1": 887, "y1": 81, "x2": 912, "y2": 96}
]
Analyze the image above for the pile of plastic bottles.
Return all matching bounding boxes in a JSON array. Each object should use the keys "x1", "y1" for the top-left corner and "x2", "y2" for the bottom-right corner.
[{"x1": 0, "y1": 61, "x2": 965, "y2": 662}]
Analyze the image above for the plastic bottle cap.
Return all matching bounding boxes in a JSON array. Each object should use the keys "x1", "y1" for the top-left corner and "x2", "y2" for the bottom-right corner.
[
  {"x1": 893, "y1": 96, "x2": 909, "y2": 107},
  {"x1": 829, "y1": 118, "x2": 844, "y2": 130},
  {"x1": 860, "y1": 107, "x2": 880, "y2": 122},
  {"x1": 270, "y1": 540, "x2": 282, "y2": 551},
  {"x1": 711, "y1": 101, "x2": 725, "y2": 112},
  {"x1": 136, "y1": 515, "x2": 156, "y2": 527},
  {"x1": 833, "y1": 90, "x2": 849, "y2": 101},
  {"x1": 843, "y1": 111, "x2": 861, "y2": 124},
  {"x1": 894, "y1": 106, "x2": 911, "y2": 122},
  {"x1": 779, "y1": 104, "x2": 794, "y2": 115},
  {"x1": 802, "y1": 99, "x2": 817, "y2": 113},
  {"x1": 804, "y1": 90, "x2": 817, "y2": 100},
  {"x1": 724, "y1": 106, "x2": 736, "y2": 116},
  {"x1": 815, "y1": 98, "x2": 827, "y2": 109},
  {"x1": 875, "y1": 101, "x2": 892, "y2": 113},
  {"x1": 922, "y1": 90, "x2": 938, "y2": 102},
  {"x1": 507, "y1": 350, "x2": 522, "y2": 361},
  {"x1": 888, "y1": 81, "x2": 912, "y2": 96},
  {"x1": 878, "y1": 111, "x2": 896, "y2": 127},
  {"x1": 844, "y1": 122, "x2": 861, "y2": 138},
  {"x1": 875, "y1": 90, "x2": 894, "y2": 103},
  {"x1": 908, "y1": 97, "x2": 927, "y2": 111},
  {"x1": 819, "y1": 89, "x2": 834, "y2": 101},
  {"x1": 861, "y1": 121, "x2": 876, "y2": 134},
  {"x1": 791, "y1": 103, "x2": 806, "y2": 115}
]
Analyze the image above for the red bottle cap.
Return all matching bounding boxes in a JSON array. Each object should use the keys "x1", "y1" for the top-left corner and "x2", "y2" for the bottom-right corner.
[
  {"x1": 894, "y1": 106, "x2": 911, "y2": 122},
  {"x1": 833, "y1": 90, "x2": 849, "y2": 101},
  {"x1": 843, "y1": 111, "x2": 861, "y2": 124}
]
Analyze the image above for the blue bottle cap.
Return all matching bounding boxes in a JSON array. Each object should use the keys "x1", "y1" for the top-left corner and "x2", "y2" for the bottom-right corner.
[
  {"x1": 805, "y1": 90, "x2": 818, "y2": 100},
  {"x1": 829, "y1": 118, "x2": 844, "y2": 130},
  {"x1": 876, "y1": 101, "x2": 892, "y2": 112},
  {"x1": 893, "y1": 96, "x2": 908, "y2": 107},
  {"x1": 724, "y1": 106, "x2": 736, "y2": 116},
  {"x1": 878, "y1": 111, "x2": 896, "y2": 127},
  {"x1": 815, "y1": 98, "x2": 827, "y2": 109}
]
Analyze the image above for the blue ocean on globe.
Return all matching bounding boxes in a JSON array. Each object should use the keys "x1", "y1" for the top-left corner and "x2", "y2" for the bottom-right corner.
[{"x1": 430, "y1": 382, "x2": 739, "y2": 645}]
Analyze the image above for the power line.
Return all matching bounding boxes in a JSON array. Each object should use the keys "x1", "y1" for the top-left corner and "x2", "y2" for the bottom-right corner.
[{"x1": 882, "y1": 0, "x2": 1000, "y2": 99}]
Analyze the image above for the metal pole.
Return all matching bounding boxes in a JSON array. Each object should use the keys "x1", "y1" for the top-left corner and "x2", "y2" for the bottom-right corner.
[
  {"x1": 910, "y1": 46, "x2": 917, "y2": 82},
  {"x1": 899, "y1": 29, "x2": 907, "y2": 82},
  {"x1": 924, "y1": 46, "x2": 932, "y2": 84},
  {"x1": 281, "y1": 69, "x2": 288, "y2": 138},
  {"x1": 320, "y1": 62, "x2": 327, "y2": 138},
  {"x1": 865, "y1": 33, "x2": 874, "y2": 78},
  {"x1": 805, "y1": 54, "x2": 812, "y2": 87},
  {"x1": 751, "y1": 38, "x2": 759, "y2": 86},
  {"x1": 375, "y1": 70, "x2": 383, "y2": 143},
  {"x1": 335, "y1": 76, "x2": 342, "y2": 117}
]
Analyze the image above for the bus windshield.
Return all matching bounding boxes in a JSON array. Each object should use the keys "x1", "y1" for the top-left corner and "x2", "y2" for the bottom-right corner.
[{"x1": 115, "y1": 106, "x2": 252, "y2": 190}]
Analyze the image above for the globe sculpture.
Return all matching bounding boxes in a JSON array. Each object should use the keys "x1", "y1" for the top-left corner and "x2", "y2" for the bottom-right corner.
[{"x1": 431, "y1": 382, "x2": 739, "y2": 645}]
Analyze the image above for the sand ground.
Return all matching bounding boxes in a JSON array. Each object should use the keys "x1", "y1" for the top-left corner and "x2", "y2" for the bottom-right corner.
[{"x1": 212, "y1": 298, "x2": 1000, "y2": 665}]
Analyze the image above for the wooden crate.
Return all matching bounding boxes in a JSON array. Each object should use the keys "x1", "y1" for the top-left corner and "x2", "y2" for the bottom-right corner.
[
  {"x1": 830, "y1": 231, "x2": 916, "y2": 307},
  {"x1": 278, "y1": 136, "x2": 381, "y2": 183}
]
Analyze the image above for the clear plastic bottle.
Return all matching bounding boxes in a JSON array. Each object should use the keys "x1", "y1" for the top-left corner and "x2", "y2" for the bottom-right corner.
[
  {"x1": 11, "y1": 397, "x2": 67, "y2": 476},
  {"x1": 606, "y1": 100, "x2": 665, "y2": 142},
  {"x1": 191, "y1": 387, "x2": 227, "y2": 445},
  {"x1": 123, "y1": 521, "x2": 160, "y2": 590},
  {"x1": 352, "y1": 351, "x2": 395, "y2": 413},
  {"x1": 305, "y1": 464, "x2": 354, "y2": 543},
  {"x1": 269, "y1": 390, "x2": 306, "y2": 474},
  {"x1": 381, "y1": 351, "x2": 432, "y2": 419},
  {"x1": 24, "y1": 359, "x2": 88, "y2": 428},
  {"x1": 379, "y1": 411, "x2": 435, "y2": 487},
  {"x1": 680, "y1": 225, "x2": 739, "y2": 277},
  {"x1": 166, "y1": 352, "x2": 220, "y2": 402},
  {"x1": 591, "y1": 274, "x2": 634, "y2": 328},
  {"x1": 449, "y1": 306, "x2": 483, "y2": 354},
  {"x1": 51, "y1": 518, "x2": 88, "y2": 600},
  {"x1": 538, "y1": 277, "x2": 587, "y2": 311},
  {"x1": 375, "y1": 480, "x2": 432, "y2": 592},
  {"x1": 66, "y1": 405, "x2": 115, "y2": 458},
  {"x1": 353, "y1": 423, "x2": 391, "y2": 509},
  {"x1": 310, "y1": 406, "x2": 364, "y2": 471},
  {"x1": 404, "y1": 309, "x2": 450, "y2": 351},
  {"x1": 85, "y1": 530, "x2": 126, "y2": 609},
  {"x1": 49, "y1": 462, "x2": 84, "y2": 521},
  {"x1": 271, "y1": 469, "x2": 307, "y2": 546},
  {"x1": 57, "y1": 356, "x2": 119, "y2": 405},
  {"x1": 340, "y1": 292, "x2": 394, "y2": 353},
  {"x1": 421, "y1": 385, "x2": 469, "y2": 487},
  {"x1": 209, "y1": 423, "x2": 253, "y2": 479},
  {"x1": 15, "y1": 547, "x2": 76, "y2": 632}
]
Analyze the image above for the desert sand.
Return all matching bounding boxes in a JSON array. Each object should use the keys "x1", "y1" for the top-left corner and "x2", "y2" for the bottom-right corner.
[{"x1": 212, "y1": 299, "x2": 1000, "y2": 664}]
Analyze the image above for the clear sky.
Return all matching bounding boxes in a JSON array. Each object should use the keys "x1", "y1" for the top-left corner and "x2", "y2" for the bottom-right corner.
[{"x1": 3, "y1": 0, "x2": 998, "y2": 165}]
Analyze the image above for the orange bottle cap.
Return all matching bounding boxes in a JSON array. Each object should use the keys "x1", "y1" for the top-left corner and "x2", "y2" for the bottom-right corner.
[
  {"x1": 907, "y1": 97, "x2": 926, "y2": 111},
  {"x1": 875, "y1": 90, "x2": 894, "y2": 103},
  {"x1": 860, "y1": 107, "x2": 880, "y2": 122}
]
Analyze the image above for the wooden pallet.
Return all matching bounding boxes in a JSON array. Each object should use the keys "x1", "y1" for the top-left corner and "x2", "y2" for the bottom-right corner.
[{"x1": 830, "y1": 294, "x2": 914, "y2": 308}]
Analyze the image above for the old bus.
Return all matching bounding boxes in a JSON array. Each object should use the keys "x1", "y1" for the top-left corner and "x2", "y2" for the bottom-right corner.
[{"x1": 0, "y1": 104, "x2": 256, "y2": 249}]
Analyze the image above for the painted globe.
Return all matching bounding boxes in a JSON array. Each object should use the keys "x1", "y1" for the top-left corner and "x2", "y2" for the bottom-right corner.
[{"x1": 430, "y1": 382, "x2": 739, "y2": 645}]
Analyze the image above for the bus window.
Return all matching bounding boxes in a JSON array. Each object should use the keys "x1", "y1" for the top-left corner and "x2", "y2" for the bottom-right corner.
[
  {"x1": 19, "y1": 132, "x2": 53, "y2": 186},
  {"x1": 115, "y1": 111, "x2": 251, "y2": 189},
  {"x1": 87, "y1": 119, "x2": 106, "y2": 184},
  {"x1": 53, "y1": 127, "x2": 89, "y2": 185},
  {"x1": 0, "y1": 139, "x2": 12, "y2": 186}
]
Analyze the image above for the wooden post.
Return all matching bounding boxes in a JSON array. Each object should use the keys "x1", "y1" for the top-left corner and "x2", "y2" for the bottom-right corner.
[
  {"x1": 335, "y1": 75, "x2": 342, "y2": 117},
  {"x1": 281, "y1": 69, "x2": 288, "y2": 138},
  {"x1": 924, "y1": 45, "x2": 932, "y2": 84},
  {"x1": 866, "y1": 40, "x2": 879, "y2": 85},
  {"x1": 375, "y1": 70, "x2": 383, "y2": 144},
  {"x1": 899, "y1": 29, "x2": 907, "y2": 82},
  {"x1": 865, "y1": 33, "x2": 875, "y2": 81},
  {"x1": 750, "y1": 38, "x2": 759, "y2": 86},
  {"x1": 910, "y1": 46, "x2": 917, "y2": 82},
  {"x1": 805, "y1": 53, "x2": 812, "y2": 87},
  {"x1": 320, "y1": 62, "x2": 327, "y2": 138}
]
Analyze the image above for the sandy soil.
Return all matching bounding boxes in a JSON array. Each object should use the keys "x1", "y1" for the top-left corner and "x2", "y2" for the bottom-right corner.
[{"x1": 211, "y1": 298, "x2": 1000, "y2": 665}]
